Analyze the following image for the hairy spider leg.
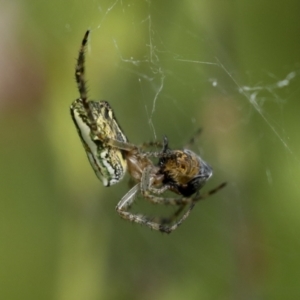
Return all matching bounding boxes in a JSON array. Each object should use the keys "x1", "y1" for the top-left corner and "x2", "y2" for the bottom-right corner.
[
  {"x1": 116, "y1": 163, "x2": 226, "y2": 233},
  {"x1": 160, "y1": 182, "x2": 227, "y2": 233},
  {"x1": 75, "y1": 31, "x2": 96, "y2": 126}
]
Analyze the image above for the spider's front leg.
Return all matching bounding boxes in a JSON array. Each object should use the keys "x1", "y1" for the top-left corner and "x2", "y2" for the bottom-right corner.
[
  {"x1": 116, "y1": 190, "x2": 195, "y2": 234},
  {"x1": 138, "y1": 140, "x2": 164, "y2": 151},
  {"x1": 115, "y1": 166, "x2": 183, "y2": 233},
  {"x1": 116, "y1": 183, "x2": 140, "y2": 212},
  {"x1": 115, "y1": 166, "x2": 197, "y2": 234},
  {"x1": 115, "y1": 183, "x2": 169, "y2": 232},
  {"x1": 94, "y1": 132, "x2": 138, "y2": 152}
]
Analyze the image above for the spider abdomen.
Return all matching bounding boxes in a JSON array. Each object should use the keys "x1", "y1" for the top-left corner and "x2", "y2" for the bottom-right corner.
[
  {"x1": 70, "y1": 99, "x2": 128, "y2": 186},
  {"x1": 159, "y1": 149, "x2": 213, "y2": 197}
]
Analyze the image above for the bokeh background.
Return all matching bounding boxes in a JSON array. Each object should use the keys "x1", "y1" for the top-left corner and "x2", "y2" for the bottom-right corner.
[{"x1": 1, "y1": 1, "x2": 300, "y2": 299}]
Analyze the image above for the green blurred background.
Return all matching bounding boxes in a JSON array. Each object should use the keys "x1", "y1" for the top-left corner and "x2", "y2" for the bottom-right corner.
[{"x1": 1, "y1": 1, "x2": 300, "y2": 299}]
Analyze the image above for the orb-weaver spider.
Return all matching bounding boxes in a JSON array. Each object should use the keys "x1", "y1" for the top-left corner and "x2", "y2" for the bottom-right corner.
[{"x1": 70, "y1": 30, "x2": 226, "y2": 233}]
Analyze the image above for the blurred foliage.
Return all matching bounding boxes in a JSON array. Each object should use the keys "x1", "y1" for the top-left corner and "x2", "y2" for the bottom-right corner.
[{"x1": 1, "y1": 0, "x2": 300, "y2": 299}]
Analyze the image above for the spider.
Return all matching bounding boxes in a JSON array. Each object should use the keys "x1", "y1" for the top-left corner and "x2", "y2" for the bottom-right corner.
[{"x1": 70, "y1": 30, "x2": 226, "y2": 234}]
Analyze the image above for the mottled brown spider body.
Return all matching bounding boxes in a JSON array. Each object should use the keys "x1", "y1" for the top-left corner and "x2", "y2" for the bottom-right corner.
[
  {"x1": 158, "y1": 138, "x2": 212, "y2": 197},
  {"x1": 70, "y1": 30, "x2": 226, "y2": 233}
]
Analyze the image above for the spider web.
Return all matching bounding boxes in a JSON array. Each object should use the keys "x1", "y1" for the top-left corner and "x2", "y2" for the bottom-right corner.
[
  {"x1": 63, "y1": 0, "x2": 300, "y2": 298},
  {"x1": 90, "y1": 2, "x2": 292, "y2": 139},
  {"x1": 85, "y1": 0, "x2": 300, "y2": 169}
]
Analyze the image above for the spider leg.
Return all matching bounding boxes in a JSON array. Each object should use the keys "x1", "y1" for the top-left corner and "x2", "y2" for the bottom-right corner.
[
  {"x1": 115, "y1": 174, "x2": 189, "y2": 233},
  {"x1": 138, "y1": 141, "x2": 164, "y2": 151},
  {"x1": 94, "y1": 134, "x2": 138, "y2": 152},
  {"x1": 158, "y1": 203, "x2": 196, "y2": 233},
  {"x1": 159, "y1": 183, "x2": 227, "y2": 233},
  {"x1": 157, "y1": 204, "x2": 187, "y2": 225},
  {"x1": 75, "y1": 30, "x2": 89, "y2": 109},
  {"x1": 116, "y1": 210, "x2": 176, "y2": 233},
  {"x1": 142, "y1": 193, "x2": 190, "y2": 205},
  {"x1": 116, "y1": 200, "x2": 195, "y2": 234},
  {"x1": 152, "y1": 183, "x2": 226, "y2": 232},
  {"x1": 193, "y1": 182, "x2": 227, "y2": 201},
  {"x1": 74, "y1": 30, "x2": 100, "y2": 133},
  {"x1": 116, "y1": 184, "x2": 169, "y2": 232},
  {"x1": 116, "y1": 183, "x2": 140, "y2": 211},
  {"x1": 139, "y1": 129, "x2": 203, "y2": 157},
  {"x1": 141, "y1": 166, "x2": 169, "y2": 194},
  {"x1": 142, "y1": 176, "x2": 226, "y2": 206},
  {"x1": 116, "y1": 172, "x2": 225, "y2": 233},
  {"x1": 116, "y1": 137, "x2": 225, "y2": 233}
]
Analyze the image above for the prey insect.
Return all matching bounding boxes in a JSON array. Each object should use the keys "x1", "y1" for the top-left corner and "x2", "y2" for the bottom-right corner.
[{"x1": 70, "y1": 30, "x2": 226, "y2": 233}]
